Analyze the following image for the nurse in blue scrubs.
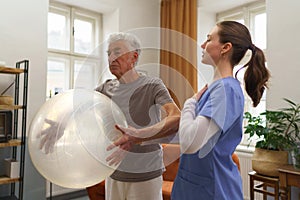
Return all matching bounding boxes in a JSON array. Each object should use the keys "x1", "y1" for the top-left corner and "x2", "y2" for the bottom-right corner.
[{"x1": 171, "y1": 21, "x2": 270, "y2": 200}]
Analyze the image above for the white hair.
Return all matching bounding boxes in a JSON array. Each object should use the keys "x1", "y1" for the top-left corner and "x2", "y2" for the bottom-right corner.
[{"x1": 107, "y1": 32, "x2": 141, "y2": 56}]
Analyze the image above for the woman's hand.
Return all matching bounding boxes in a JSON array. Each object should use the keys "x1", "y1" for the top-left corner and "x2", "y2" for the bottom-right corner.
[{"x1": 193, "y1": 84, "x2": 208, "y2": 101}]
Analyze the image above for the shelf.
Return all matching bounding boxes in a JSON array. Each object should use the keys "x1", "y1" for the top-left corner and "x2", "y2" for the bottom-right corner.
[
  {"x1": 0, "y1": 105, "x2": 24, "y2": 110},
  {"x1": 0, "y1": 176, "x2": 20, "y2": 185},
  {"x1": 0, "y1": 67, "x2": 24, "y2": 74},
  {"x1": 0, "y1": 60, "x2": 28, "y2": 200},
  {"x1": 0, "y1": 139, "x2": 22, "y2": 148}
]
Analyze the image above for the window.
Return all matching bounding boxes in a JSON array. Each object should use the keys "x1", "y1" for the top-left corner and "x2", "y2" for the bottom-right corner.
[
  {"x1": 47, "y1": 2, "x2": 102, "y2": 98},
  {"x1": 217, "y1": 1, "x2": 267, "y2": 148}
]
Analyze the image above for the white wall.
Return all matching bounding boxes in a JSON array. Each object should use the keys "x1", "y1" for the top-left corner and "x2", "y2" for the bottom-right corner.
[
  {"x1": 101, "y1": 0, "x2": 161, "y2": 82},
  {"x1": 266, "y1": 0, "x2": 300, "y2": 109},
  {"x1": 197, "y1": 9, "x2": 216, "y2": 88},
  {"x1": 0, "y1": 0, "x2": 48, "y2": 199},
  {"x1": 266, "y1": 1, "x2": 300, "y2": 197},
  {"x1": 0, "y1": 0, "x2": 48, "y2": 129},
  {"x1": 103, "y1": 0, "x2": 161, "y2": 79}
]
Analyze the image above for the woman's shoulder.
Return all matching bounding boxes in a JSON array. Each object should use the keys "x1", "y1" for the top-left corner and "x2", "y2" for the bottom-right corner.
[{"x1": 210, "y1": 77, "x2": 241, "y2": 90}]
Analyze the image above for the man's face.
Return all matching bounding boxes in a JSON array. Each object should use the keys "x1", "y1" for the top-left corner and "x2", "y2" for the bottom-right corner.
[{"x1": 107, "y1": 40, "x2": 138, "y2": 79}]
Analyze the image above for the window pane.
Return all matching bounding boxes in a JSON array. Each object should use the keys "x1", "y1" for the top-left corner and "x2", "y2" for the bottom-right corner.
[
  {"x1": 254, "y1": 13, "x2": 266, "y2": 50},
  {"x1": 74, "y1": 19, "x2": 93, "y2": 54},
  {"x1": 48, "y1": 12, "x2": 70, "y2": 51},
  {"x1": 74, "y1": 61, "x2": 95, "y2": 89},
  {"x1": 47, "y1": 58, "x2": 69, "y2": 98}
]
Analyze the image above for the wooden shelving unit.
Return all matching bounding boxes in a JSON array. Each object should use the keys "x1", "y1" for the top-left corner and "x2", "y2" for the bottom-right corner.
[
  {"x1": 0, "y1": 139, "x2": 22, "y2": 148},
  {"x1": 0, "y1": 67, "x2": 24, "y2": 74},
  {"x1": 0, "y1": 60, "x2": 29, "y2": 200}
]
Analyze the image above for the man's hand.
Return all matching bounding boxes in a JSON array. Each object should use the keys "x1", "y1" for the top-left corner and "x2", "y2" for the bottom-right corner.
[
  {"x1": 106, "y1": 125, "x2": 139, "y2": 166},
  {"x1": 39, "y1": 118, "x2": 65, "y2": 154}
]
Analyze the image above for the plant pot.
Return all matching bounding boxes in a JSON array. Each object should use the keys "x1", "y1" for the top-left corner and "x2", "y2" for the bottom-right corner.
[
  {"x1": 291, "y1": 144, "x2": 300, "y2": 169},
  {"x1": 252, "y1": 148, "x2": 289, "y2": 177}
]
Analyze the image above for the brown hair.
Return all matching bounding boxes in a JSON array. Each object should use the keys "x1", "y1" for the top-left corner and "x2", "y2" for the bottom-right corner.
[{"x1": 217, "y1": 21, "x2": 270, "y2": 107}]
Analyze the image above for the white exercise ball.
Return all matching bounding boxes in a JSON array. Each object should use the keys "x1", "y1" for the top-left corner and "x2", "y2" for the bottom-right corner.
[{"x1": 28, "y1": 89, "x2": 127, "y2": 188}]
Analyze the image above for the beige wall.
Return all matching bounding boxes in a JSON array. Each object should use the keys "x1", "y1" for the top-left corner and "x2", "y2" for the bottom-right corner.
[{"x1": 0, "y1": 1, "x2": 48, "y2": 198}]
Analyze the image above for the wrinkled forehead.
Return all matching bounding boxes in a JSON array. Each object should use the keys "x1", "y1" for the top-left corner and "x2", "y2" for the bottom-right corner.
[{"x1": 108, "y1": 40, "x2": 132, "y2": 52}]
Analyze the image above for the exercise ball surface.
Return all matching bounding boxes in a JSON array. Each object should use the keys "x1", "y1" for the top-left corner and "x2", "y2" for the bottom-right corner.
[{"x1": 28, "y1": 89, "x2": 127, "y2": 188}]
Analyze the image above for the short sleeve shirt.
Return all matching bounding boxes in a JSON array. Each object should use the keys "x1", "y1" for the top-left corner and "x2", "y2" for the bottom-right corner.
[
  {"x1": 95, "y1": 75, "x2": 173, "y2": 182},
  {"x1": 172, "y1": 77, "x2": 244, "y2": 200}
]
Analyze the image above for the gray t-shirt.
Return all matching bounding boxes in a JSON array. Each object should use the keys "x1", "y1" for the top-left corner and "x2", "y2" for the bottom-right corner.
[{"x1": 95, "y1": 75, "x2": 173, "y2": 182}]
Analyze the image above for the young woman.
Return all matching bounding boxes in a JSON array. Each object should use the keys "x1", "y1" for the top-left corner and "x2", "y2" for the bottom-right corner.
[{"x1": 171, "y1": 21, "x2": 270, "y2": 199}]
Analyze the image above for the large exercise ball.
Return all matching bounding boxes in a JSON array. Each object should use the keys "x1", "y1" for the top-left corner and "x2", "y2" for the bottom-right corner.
[{"x1": 28, "y1": 89, "x2": 127, "y2": 188}]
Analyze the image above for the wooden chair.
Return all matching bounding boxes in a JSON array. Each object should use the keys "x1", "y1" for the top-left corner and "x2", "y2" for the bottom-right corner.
[
  {"x1": 86, "y1": 181, "x2": 105, "y2": 200},
  {"x1": 248, "y1": 171, "x2": 281, "y2": 200},
  {"x1": 232, "y1": 152, "x2": 240, "y2": 172}
]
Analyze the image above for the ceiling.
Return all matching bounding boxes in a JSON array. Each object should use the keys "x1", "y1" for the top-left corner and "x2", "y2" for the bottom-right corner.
[{"x1": 54, "y1": 0, "x2": 259, "y2": 14}]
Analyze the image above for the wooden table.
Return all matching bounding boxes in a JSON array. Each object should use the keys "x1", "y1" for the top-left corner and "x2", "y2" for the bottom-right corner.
[{"x1": 278, "y1": 164, "x2": 300, "y2": 200}]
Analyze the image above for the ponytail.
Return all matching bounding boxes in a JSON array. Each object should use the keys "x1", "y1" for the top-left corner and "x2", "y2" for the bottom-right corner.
[
  {"x1": 217, "y1": 21, "x2": 270, "y2": 107},
  {"x1": 243, "y1": 45, "x2": 270, "y2": 107}
]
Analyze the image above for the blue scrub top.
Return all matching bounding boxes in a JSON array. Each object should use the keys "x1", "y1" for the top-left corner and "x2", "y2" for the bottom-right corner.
[{"x1": 172, "y1": 77, "x2": 244, "y2": 200}]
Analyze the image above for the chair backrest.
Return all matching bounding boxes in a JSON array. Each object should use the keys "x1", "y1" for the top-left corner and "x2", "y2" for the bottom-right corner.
[
  {"x1": 162, "y1": 144, "x2": 180, "y2": 181},
  {"x1": 232, "y1": 152, "x2": 241, "y2": 172}
]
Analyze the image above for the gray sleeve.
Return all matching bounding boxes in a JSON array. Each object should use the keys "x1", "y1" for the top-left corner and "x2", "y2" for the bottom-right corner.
[
  {"x1": 95, "y1": 84, "x2": 104, "y2": 93},
  {"x1": 94, "y1": 79, "x2": 113, "y2": 94},
  {"x1": 153, "y1": 78, "x2": 173, "y2": 106}
]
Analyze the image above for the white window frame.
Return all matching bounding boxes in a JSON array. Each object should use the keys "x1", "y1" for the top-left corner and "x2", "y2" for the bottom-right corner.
[
  {"x1": 217, "y1": 0, "x2": 267, "y2": 150},
  {"x1": 46, "y1": 3, "x2": 103, "y2": 197},
  {"x1": 47, "y1": 2, "x2": 102, "y2": 98}
]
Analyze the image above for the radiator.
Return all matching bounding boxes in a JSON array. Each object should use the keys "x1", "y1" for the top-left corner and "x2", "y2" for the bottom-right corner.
[{"x1": 236, "y1": 150, "x2": 264, "y2": 200}]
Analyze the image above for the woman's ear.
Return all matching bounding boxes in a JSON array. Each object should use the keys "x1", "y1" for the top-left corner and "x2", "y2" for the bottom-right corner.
[{"x1": 221, "y1": 42, "x2": 232, "y2": 54}]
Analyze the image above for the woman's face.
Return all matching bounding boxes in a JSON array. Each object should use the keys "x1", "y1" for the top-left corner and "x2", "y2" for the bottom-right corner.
[{"x1": 200, "y1": 25, "x2": 224, "y2": 67}]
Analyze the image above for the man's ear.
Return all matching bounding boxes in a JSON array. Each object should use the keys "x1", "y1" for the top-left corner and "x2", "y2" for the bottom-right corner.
[
  {"x1": 132, "y1": 51, "x2": 139, "y2": 62},
  {"x1": 133, "y1": 51, "x2": 139, "y2": 59}
]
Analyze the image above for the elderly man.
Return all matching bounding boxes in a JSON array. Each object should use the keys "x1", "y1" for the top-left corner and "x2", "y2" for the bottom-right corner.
[{"x1": 88, "y1": 32, "x2": 180, "y2": 200}]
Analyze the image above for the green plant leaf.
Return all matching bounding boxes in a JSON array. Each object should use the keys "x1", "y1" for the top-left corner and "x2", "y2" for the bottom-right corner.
[{"x1": 244, "y1": 98, "x2": 300, "y2": 151}]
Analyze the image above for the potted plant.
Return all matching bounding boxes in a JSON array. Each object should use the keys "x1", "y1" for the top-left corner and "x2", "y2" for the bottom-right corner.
[{"x1": 244, "y1": 98, "x2": 300, "y2": 176}]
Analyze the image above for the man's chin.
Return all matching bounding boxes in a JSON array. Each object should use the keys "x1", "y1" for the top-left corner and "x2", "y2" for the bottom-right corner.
[{"x1": 109, "y1": 70, "x2": 120, "y2": 78}]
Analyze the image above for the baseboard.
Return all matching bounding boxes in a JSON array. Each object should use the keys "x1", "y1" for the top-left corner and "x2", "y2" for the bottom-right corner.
[{"x1": 46, "y1": 189, "x2": 88, "y2": 200}]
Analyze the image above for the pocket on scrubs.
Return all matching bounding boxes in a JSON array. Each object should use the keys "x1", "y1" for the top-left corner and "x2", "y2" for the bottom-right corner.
[{"x1": 171, "y1": 168, "x2": 214, "y2": 199}]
